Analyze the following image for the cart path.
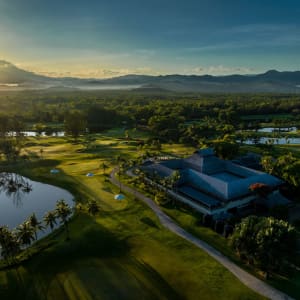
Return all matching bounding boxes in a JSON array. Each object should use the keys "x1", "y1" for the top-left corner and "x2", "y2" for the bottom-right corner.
[{"x1": 110, "y1": 169, "x2": 293, "y2": 300}]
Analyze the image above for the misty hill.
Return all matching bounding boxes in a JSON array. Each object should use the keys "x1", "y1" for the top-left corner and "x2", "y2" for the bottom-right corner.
[
  {"x1": 1, "y1": 60, "x2": 300, "y2": 93},
  {"x1": 103, "y1": 71, "x2": 300, "y2": 93},
  {"x1": 0, "y1": 60, "x2": 51, "y2": 84}
]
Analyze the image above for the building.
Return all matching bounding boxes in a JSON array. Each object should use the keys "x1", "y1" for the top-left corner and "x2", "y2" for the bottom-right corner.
[{"x1": 141, "y1": 148, "x2": 287, "y2": 215}]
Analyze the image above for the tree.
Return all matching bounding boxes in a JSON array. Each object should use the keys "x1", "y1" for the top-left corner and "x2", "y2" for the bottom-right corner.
[
  {"x1": 27, "y1": 213, "x2": 44, "y2": 240},
  {"x1": 6, "y1": 234, "x2": 21, "y2": 264},
  {"x1": 0, "y1": 228, "x2": 20, "y2": 264},
  {"x1": 281, "y1": 160, "x2": 300, "y2": 188},
  {"x1": 100, "y1": 162, "x2": 109, "y2": 177},
  {"x1": 274, "y1": 153, "x2": 297, "y2": 175},
  {"x1": 230, "y1": 216, "x2": 261, "y2": 264},
  {"x1": 16, "y1": 221, "x2": 35, "y2": 248},
  {"x1": 154, "y1": 191, "x2": 169, "y2": 205},
  {"x1": 115, "y1": 155, "x2": 124, "y2": 192},
  {"x1": 261, "y1": 156, "x2": 276, "y2": 174},
  {"x1": 205, "y1": 137, "x2": 239, "y2": 160},
  {"x1": 86, "y1": 105, "x2": 118, "y2": 132},
  {"x1": 0, "y1": 226, "x2": 9, "y2": 247},
  {"x1": 34, "y1": 123, "x2": 45, "y2": 135},
  {"x1": 0, "y1": 115, "x2": 10, "y2": 137},
  {"x1": 10, "y1": 116, "x2": 25, "y2": 140},
  {"x1": 0, "y1": 226, "x2": 12, "y2": 261},
  {"x1": 255, "y1": 218, "x2": 297, "y2": 276},
  {"x1": 87, "y1": 200, "x2": 100, "y2": 216},
  {"x1": 39, "y1": 148, "x2": 44, "y2": 159},
  {"x1": 43, "y1": 211, "x2": 57, "y2": 232},
  {"x1": 55, "y1": 199, "x2": 72, "y2": 240},
  {"x1": 261, "y1": 153, "x2": 300, "y2": 188},
  {"x1": 231, "y1": 216, "x2": 297, "y2": 275},
  {"x1": 64, "y1": 111, "x2": 87, "y2": 140},
  {"x1": 0, "y1": 138, "x2": 22, "y2": 161},
  {"x1": 135, "y1": 168, "x2": 146, "y2": 184},
  {"x1": 249, "y1": 183, "x2": 272, "y2": 198},
  {"x1": 151, "y1": 139, "x2": 162, "y2": 151},
  {"x1": 170, "y1": 170, "x2": 181, "y2": 192}
]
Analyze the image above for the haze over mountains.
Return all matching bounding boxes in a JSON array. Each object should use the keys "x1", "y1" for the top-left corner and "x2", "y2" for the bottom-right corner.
[{"x1": 1, "y1": 60, "x2": 300, "y2": 93}]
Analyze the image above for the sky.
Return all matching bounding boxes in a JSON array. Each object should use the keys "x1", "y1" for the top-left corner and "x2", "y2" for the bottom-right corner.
[{"x1": 0, "y1": 0, "x2": 299, "y2": 78}]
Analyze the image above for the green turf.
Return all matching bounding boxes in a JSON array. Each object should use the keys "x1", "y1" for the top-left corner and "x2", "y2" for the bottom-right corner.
[
  {"x1": 160, "y1": 182, "x2": 300, "y2": 299},
  {"x1": 0, "y1": 132, "x2": 266, "y2": 300}
]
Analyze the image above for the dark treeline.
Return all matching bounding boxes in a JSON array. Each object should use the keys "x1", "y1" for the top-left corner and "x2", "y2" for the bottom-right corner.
[{"x1": 0, "y1": 91, "x2": 299, "y2": 141}]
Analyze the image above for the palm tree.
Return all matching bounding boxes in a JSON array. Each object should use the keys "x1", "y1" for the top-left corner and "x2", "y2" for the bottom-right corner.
[
  {"x1": 2, "y1": 231, "x2": 21, "y2": 265},
  {"x1": 170, "y1": 170, "x2": 181, "y2": 192},
  {"x1": 87, "y1": 200, "x2": 100, "y2": 216},
  {"x1": 16, "y1": 221, "x2": 35, "y2": 248},
  {"x1": 55, "y1": 199, "x2": 72, "y2": 240},
  {"x1": 43, "y1": 211, "x2": 57, "y2": 232},
  {"x1": 100, "y1": 162, "x2": 109, "y2": 181},
  {"x1": 7, "y1": 233, "x2": 21, "y2": 262},
  {"x1": 0, "y1": 226, "x2": 13, "y2": 261},
  {"x1": 0, "y1": 225, "x2": 10, "y2": 248},
  {"x1": 101, "y1": 162, "x2": 108, "y2": 175},
  {"x1": 27, "y1": 213, "x2": 44, "y2": 240}
]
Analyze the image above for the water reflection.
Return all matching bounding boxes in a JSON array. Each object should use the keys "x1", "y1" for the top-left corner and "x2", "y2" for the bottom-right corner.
[
  {"x1": 0, "y1": 173, "x2": 74, "y2": 237},
  {"x1": 0, "y1": 173, "x2": 32, "y2": 207}
]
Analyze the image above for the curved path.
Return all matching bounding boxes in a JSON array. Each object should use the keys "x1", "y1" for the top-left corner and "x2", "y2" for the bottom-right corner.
[{"x1": 110, "y1": 169, "x2": 293, "y2": 300}]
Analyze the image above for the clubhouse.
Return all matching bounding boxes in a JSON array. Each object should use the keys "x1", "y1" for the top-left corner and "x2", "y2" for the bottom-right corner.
[{"x1": 141, "y1": 148, "x2": 287, "y2": 216}]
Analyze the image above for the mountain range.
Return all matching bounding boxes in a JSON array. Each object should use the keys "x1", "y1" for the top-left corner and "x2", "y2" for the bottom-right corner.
[{"x1": 1, "y1": 60, "x2": 300, "y2": 93}]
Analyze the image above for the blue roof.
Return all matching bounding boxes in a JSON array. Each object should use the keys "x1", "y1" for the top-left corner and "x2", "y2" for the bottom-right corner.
[
  {"x1": 142, "y1": 148, "x2": 283, "y2": 202},
  {"x1": 179, "y1": 185, "x2": 220, "y2": 208},
  {"x1": 194, "y1": 148, "x2": 215, "y2": 157}
]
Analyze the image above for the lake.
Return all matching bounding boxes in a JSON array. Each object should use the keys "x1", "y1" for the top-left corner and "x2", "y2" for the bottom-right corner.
[{"x1": 0, "y1": 173, "x2": 74, "y2": 239}]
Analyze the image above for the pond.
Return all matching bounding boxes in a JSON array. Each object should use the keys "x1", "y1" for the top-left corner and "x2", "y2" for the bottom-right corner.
[
  {"x1": 256, "y1": 127, "x2": 298, "y2": 133},
  {"x1": 0, "y1": 173, "x2": 74, "y2": 239},
  {"x1": 8, "y1": 131, "x2": 65, "y2": 137},
  {"x1": 239, "y1": 137, "x2": 300, "y2": 145}
]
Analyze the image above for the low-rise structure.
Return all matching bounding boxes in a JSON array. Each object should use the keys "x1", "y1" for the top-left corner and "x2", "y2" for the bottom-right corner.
[{"x1": 141, "y1": 148, "x2": 287, "y2": 215}]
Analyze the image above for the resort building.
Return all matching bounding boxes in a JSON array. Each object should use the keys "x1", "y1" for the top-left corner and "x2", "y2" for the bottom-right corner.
[{"x1": 141, "y1": 148, "x2": 287, "y2": 216}]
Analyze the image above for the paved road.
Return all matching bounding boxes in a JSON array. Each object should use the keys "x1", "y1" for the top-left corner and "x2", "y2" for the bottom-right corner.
[{"x1": 110, "y1": 169, "x2": 293, "y2": 300}]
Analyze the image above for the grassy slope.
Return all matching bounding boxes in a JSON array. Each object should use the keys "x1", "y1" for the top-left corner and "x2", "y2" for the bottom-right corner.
[{"x1": 0, "y1": 132, "x2": 264, "y2": 300}]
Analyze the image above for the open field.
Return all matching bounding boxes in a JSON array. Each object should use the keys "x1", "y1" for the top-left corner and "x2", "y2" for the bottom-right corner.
[{"x1": 0, "y1": 132, "x2": 264, "y2": 300}]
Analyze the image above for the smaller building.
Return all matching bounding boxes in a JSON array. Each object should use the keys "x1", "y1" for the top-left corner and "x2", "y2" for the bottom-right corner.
[{"x1": 141, "y1": 148, "x2": 287, "y2": 215}]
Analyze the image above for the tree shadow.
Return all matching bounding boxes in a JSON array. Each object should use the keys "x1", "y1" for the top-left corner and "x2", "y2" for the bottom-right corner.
[
  {"x1": 1, "y1": 215, "x2": 131, "y2": 298},
  {"x1": 103, "y1": 186, "x2": 114, "y2": 194},
  {"x1": 140, "y1": 217, "x2": 159, "y2": 229},
  {"x1": 130, "y1": 258, "x2": 183, "y2": 300}
]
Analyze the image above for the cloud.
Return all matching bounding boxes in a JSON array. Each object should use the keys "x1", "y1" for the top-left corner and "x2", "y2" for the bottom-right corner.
[{"x1": 23, "y1": 65, "x2": 160, "y2": 79}]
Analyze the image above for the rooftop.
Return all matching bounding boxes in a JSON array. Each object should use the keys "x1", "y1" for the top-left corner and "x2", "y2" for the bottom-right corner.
[{"x1": 142, "y1": 148, "x2": 283, "y2": 205}]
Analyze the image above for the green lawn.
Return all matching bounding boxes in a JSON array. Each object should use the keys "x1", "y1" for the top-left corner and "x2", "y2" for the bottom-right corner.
[
  {"x1": 0, "y1": 132, "x2": 266, "y2": 300},
  {"x1": 240, "y1": 143, "x2": 300, "y2": 159},
  {"x1": 161, "y1": 205, "x2": 300, "y2": 299}
]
